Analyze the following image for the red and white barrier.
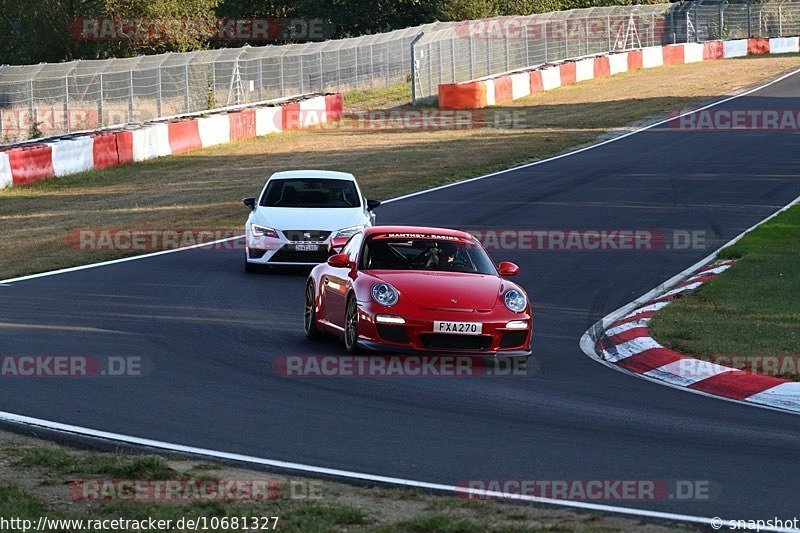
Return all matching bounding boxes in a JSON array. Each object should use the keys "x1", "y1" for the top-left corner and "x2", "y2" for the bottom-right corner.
[
  {"x1": 255, "y1": 107, "x2": 283, "y2": 135},
  {"x1": 197, "y1": 114, "x2": 231, "y2": 147},
  {"x1": 559, "y1": 62, "x2": 576, "y2": 85},
  {"x1": 769, "y1": 36, "x2": 800, "y2": 53},
  {"x1": 49, "y1": 137, "x2": 95, "y2": 177},
  {"x1": 485, "y1": 79, "x2": 496, "y2": 106},
  {"x1": 608, "y1": 52, "x2": 629, "y2": 76},
  {"x1": 510, "y1": 72, "x2": 531, "y2": 99},
  {"x1": 298, "y1": 96, "x2": 328, "y2": 128},
  {"x1": 0, "y1": 93, "x2": 343, "y2": 190},
  {"x1": 8, "y1": 145, "x2": 54, "y2": 186},
  {"x1": 0, "y1": 151, "x2": 11, "y2": 189},
  {"x1": 575, "y1": 58, "x2": 595, "y2": 82},
  {"x1": 683, "y1": 42, "x2": 704, "y2": 63},
  {"x1": 131, "y1": 123, "x2": 170, "y2": 162},
  {"x1": 92, "y1": 132, "x2": 121, "y2": 169},
  {"x1": 642, "y1": 46, "x2": 664, "y2": 68},
  {"x1": 325, "y1": 94, "x2": 344, "y2": 122},
  {"x1": 228, "y1": 109, "x2": 257, "y2": 141},
  {"x1": 541, "y1": 66, "x2": 561, "y2": 91},
  {"x1": 167, "y1": 120, "x2": 202, "y2": 154},
  {"x1": 438, "y1": 36, "x2": 798, "y2": 110},
  {"x1": 723, "y1": 39, "x2": 748, "y2": 58}
]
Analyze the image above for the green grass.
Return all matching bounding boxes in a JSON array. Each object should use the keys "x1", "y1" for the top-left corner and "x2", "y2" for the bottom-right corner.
[
  {"x1": 397, "y1": 513, "x2": 486, "y2": 532},
  {"x1": 14, "y1": 447, "x2": 178, "y2": 479},
  {"x1": 650, "y1": 204, "x2": 800, "y2": 377},
  {"x1": 0, "y1": 485, "x2": 48, "y2": 518}
]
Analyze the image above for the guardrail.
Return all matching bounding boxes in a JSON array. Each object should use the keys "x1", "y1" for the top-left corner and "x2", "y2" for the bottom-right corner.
[
  {"x1": 0, "y1": 94, "x2": 343, "y2": 190},
  {"x1": 437, "y1": 36, "x2": 793, "y2": 109}
]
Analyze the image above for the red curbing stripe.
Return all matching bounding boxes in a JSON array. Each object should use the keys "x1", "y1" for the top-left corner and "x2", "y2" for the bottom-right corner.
[
  {"x1": 696, "y1": 260, "x2": 734, "y2": 274},
  {"x1": 676, "y1": 274, "x2": 714, "y2": 288},
  {"x1": 689, "y1": 370, "x2": 789, "y2": 400},
  {"x1": 611, "y1": 309, "x2": 659, "y2": 327},
  {"x1": 617, "y1": 348, "x2": 684, "y2": 374},
  {"x1": 605, "y1": 327, "x2": 650, "y2": 345}
]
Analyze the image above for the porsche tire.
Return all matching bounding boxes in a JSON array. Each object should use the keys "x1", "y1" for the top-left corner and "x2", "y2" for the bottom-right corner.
[
  {"x1": 304, "y1": 280, "x2": 322, "y2": 340},
  {"x1": 344, "y1": 293, "x2": 361, "y2": 354}
]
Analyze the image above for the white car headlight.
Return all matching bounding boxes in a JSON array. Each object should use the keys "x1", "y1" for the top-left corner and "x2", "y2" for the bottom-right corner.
[
  {"x1": 371, "y1": 283, "x2": 399, "y2": 307},
  {"x1": 336, "y1": 225, "x2": 365, "y2": 238},
  {"x1": 251, "y1": 224, "x2": 279, "y2": 239},
  {"x1": 504, "y1": 289, "x2": 527, "y2": 313}
]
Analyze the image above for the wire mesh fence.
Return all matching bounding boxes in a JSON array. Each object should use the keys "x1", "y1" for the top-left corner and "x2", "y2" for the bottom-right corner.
[{"x1": 2, "y1": 0, "x2": 800, "y2": 142}]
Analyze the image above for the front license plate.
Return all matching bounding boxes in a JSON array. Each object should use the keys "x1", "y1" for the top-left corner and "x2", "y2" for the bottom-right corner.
[
  {"x1": 433, "y1": 321, "x2": 482, "y2": 335},
  {"x1": 295, "y1": 244, "x2": 319, "y2": 251}
]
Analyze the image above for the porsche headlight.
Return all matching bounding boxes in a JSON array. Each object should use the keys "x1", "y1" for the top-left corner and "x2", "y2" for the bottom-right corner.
[
  {"x1": 371, "y1": 283, "x2": 399, "y2": 307},
  {"x1": 336, "y1": 225, "x2": 365, "y2": 238},
  {"x1": 504, "y1": 289, "x2": 527, "y2": 313},
  {"x1": 251, "y1": 224, "x2": 279, "y2": 238}
]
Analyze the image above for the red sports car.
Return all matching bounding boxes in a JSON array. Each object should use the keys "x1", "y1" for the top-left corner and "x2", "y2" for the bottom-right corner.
[{"x1": 304, "y1": 226, "x2": 532, "y2": 358}]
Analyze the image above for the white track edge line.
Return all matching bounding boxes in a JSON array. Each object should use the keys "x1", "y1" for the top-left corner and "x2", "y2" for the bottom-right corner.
[
  {"x1": 2, "y1": 65, "x2": 800, "y2": 529},
  {"x1": 4, "y1": 66, "x2": 800, "y2": 287},
  {"x1": 2, "y1": 410, "x2": 786, "y2": 531}
]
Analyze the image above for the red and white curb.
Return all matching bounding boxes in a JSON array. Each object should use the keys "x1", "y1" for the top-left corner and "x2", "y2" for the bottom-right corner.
[{"x1": 584, "y1": 260, "x2": 800, "y2": 414}]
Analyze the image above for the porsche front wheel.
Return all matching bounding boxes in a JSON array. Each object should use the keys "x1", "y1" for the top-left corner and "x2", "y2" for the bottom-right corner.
[
  {"x1": 344, "y1": 294, "x2": 360, "y2": 354},
  {"x1": 304, "y1": 281, "x2": 322, "y2": 340}
]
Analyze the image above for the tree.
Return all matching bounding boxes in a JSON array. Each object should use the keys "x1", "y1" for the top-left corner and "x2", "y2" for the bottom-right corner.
[{"x1": 0, "y1": 0, "x2": 219, "y2": 64}]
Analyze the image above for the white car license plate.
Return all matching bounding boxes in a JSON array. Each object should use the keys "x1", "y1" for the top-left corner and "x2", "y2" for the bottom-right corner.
[
  {"x1": 295, "y1": 244, "x2": 319, "y2": 251},
  {"x1": 433, "y1": 321, "x2": 482, "y2": 335}
]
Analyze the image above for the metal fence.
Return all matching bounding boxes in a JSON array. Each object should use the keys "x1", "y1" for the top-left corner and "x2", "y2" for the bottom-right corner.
[
  {"x1": 412, "y1": 4, "x2": 672, "y2": 100},
  {"x1": 412, "y1": 0, "x2": 800, "y2": 100},
  {"x1": 2, "y1": 0, "x2": 800, "y2": 142}
]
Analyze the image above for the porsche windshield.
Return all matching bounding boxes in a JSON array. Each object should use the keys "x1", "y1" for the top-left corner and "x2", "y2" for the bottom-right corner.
[
  {"x1": 260, "y1": 178, "x2": 361, "y2": 208},
  {"x1": 360, "y1": 235, "x2": 496, "y2": 274}
]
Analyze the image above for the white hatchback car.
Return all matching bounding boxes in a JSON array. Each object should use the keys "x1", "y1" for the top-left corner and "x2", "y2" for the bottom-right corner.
[{"x1": 243, "y1": 170, "x2": 380, "y2": 271}]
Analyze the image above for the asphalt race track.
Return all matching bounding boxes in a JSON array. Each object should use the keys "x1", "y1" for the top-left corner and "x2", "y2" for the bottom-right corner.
[{"x1": 3, "y1": 72, "x2": 800, "y2": 523}]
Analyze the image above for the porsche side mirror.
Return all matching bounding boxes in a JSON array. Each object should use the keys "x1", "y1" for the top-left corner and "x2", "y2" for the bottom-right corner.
[
  {"x1": 327, "y1": 253, "x2": 351, "y2": 268},
  {"x1": 498, "y1": 261, "x2": 519, "y2": 277},
  {"x1": 367, "y1": 199, "x2": 381, "y2": 211},
  {"x1": 243, "y1": 197, "x2": 256, "y2": 211},
  {"x1": 328, "y1": 236, "x2": 350, "y2": 254}
]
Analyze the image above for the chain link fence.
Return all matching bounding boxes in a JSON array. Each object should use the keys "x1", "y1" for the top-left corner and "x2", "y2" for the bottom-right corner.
[
  {"x1": 413, "y1": 4, "x2": 672, "y2": 100},
  {"x1": 2, "y1": 1, "x2": 800, "y2": 142}
]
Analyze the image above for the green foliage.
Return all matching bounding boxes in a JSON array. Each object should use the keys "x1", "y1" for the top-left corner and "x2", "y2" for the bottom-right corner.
[
  {"x1": 0, "y1": 0, "x2": 220, "y2": 64},
  {"x1": 1, "y1": 0, "x2": 673, "y2": 64}
]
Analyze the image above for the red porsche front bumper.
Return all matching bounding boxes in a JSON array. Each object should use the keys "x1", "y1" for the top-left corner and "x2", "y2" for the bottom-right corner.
[{"x1": 354, "y1": 300, "x2": 532, "y2": 358}]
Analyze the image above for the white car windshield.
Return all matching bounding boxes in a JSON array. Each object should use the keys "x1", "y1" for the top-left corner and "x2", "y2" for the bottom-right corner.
[{"x1": 260, "y1": 178, "x2": 360, "y2": 208}]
